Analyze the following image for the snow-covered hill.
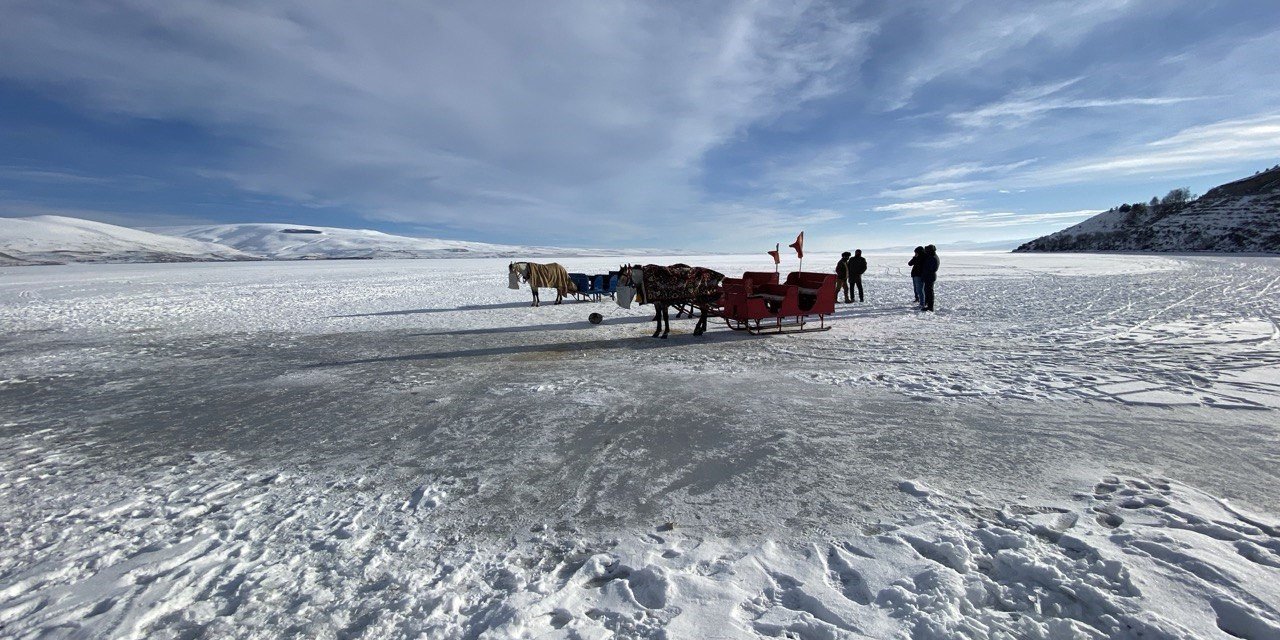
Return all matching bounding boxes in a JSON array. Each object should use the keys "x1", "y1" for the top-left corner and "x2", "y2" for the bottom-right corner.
[
  {"x1": 0, "y1": 216, "x2": 255, "y2": 265},
  {"x1": 158, "y1": 223, "x2": 621, "y2": 261},
  {"x1": 1016, "y1": 167, "x2": 1280, "y2": 253}
]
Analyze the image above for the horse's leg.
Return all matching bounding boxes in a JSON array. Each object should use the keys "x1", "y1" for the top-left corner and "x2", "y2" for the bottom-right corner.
[
  {"x1": 555, "y1": 290, "x2": 563, "y2": 305},
  {"x1": 661, "y1": 306, "x2": 670, "y2": 338},
  {"x1": 694, "y1": 305, "x2": 707, "y2": 335},
  {"x1": 532, "y1": 289, "x2": 539, "y2": 307},
  {"x1": 652, "y1": 304, "x2": 664, "y2": 338}
]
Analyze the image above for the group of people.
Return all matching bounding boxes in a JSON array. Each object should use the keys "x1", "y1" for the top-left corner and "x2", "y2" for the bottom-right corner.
[
  {"x1": 833, "y1": 245, "x2": 941, "y2": 311},
  {"x1": 834, "y1": 249, "x2": 867, "y2": 303},
  {"x1": 908, "y1": 245, "x2": 939, "y2": 311}
]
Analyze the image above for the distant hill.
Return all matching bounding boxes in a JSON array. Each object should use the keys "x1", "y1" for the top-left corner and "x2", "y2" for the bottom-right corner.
[
  {"x1": 0, "y1": 216, "x2": 255, "y2": 265},
  {"x1": 1015, "y1": 166, "x2": 1280, "y2": 253},
  {"x1": 156, "y1": 223, "x2": 623, "y2": 260},
  {"x1": 0, "y1": 216, "x2": 638, "y2": 266}
]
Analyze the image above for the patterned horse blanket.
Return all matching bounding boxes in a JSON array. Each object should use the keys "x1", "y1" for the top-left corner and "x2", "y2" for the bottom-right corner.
[
  {"x1": 526, "y1": 262, "x2": 576, "y2": 295},
  {"x1": 640, "y1": 264, "x2": 724, "y2": 303}
]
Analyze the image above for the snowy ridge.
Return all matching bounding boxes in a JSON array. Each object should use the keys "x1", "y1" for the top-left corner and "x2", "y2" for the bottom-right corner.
[
  {"x1": 0, "y1": 216, "x2": 255, "y2": 265},
  {"x1": 158, "y1": 222, "x2": 625, "y2": 261},
  {"x1": 1017, "y1": 167, "x2": 1280, "y2": 253}
]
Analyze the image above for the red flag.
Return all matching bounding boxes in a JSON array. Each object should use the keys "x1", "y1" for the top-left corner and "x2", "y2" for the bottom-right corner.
[
  {"x1": 767, "y1": 243, "x2": 780, "y2": 264},
  {"x1": 788, "y1": 232, "x2": 804, "y2": 259}
]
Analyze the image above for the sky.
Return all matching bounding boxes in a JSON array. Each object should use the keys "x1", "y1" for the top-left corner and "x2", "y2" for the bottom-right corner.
[{"x1": 1, "y1": 0, "x2": 1279, "y2": 251}]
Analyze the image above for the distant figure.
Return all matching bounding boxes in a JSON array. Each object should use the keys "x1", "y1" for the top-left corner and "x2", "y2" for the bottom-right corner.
[
  {"x1": 835, "y1": 252, "x2": 852, "y2": 303},
  {"x1": 922, "y1": 244, "x2": 940, "y2": 311},
  {"x1": 848, "y1": 249, "x2": 867, "y2": 302},
  {"x1": 908, "y1": 246, "x2": 925, "y2": 306}
]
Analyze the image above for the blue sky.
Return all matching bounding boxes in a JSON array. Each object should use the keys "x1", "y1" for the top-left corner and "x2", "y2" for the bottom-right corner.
[{"x1": 1, "y1": 0, "x2": 1278, "y2": 251}]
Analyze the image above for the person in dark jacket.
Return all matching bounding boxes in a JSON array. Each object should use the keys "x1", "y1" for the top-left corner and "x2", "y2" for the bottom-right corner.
[
  {"x1": 835, "y1": 252, "x2": 852, "y2": 303},
  {"x1": 848, "y1": 249, "x2": 867, "y2": 302},
  {"x1": 922, "y1": 244, "x2": 940, "y2": 311},
  {"x1": 907, "y1": 246, "x2": 925, "y2": 305}
]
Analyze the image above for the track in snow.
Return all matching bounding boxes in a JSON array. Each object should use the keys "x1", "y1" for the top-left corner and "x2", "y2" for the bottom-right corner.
[{"x1": 2, "y1": 253, "x2": 1279, "y2": 638}]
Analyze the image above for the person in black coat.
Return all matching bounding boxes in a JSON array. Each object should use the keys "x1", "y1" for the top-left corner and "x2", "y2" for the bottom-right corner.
[
  {"x1": 922, "y1": 244, "x2": 940, "y2": 311},
  {"x1": 835, "y1": 252, "x2": 852, "y2": 303},
  {"x1": 848, "y1": 249, "x2": 867, "y2": 302},
  {"x1": 907, "y1": 246, "x2": 925, "y2": 305}
]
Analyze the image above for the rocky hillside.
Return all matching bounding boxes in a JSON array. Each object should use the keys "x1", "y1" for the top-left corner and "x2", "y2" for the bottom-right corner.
[{"x1": 1016, "y1": 166, "x2": 1280, "y2": 253}]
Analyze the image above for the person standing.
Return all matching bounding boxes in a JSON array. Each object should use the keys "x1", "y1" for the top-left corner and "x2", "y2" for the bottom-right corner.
[
  {"x1": 922, "y1": 244, "x2": 940, "y2": 311},
  {"x1": 848, "y1": 249, "x2": 867, "y2": 302},
  {"x1": 908, "y1": 246, "x2": 925, "y2": 306},
  {"x1": 835, "y1": 252, "x2": 852, "y2": 303}
]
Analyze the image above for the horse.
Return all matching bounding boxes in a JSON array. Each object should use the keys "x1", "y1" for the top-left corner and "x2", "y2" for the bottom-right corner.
[
  {"x1": 509, "y1": 261, "x2": 575, "y2": 307},
  {"x1": 617, "y1": 264, "x2": 723, "y2": 338}
]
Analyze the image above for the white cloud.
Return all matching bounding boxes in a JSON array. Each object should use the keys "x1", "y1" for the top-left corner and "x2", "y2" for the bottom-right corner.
[
  {"x1": 897, "y1": 160, "x2": 1038, "y2": 187},
  {"x1": 872, "y1": 199, "x2": 956, "y2": 212},
  {"x1": 934, "y1": 209, "x2": 1100, "y2": 228},
  {"x1": 0, "y1": 1, "x2": 877, "y2": 244},
  {"x1": 874, "y1": 0, "x2": 1147, "y2": 110},
  {"x1": 753, "y1": 143, "x2": 868, "y2": 204},
  {"x1": 882, "y1": 112, "x2": 1280, "y2": 202},
  {"x1": 1018, "y1": 113, "x2": 1280, "y2": 185},
  {"x1": 952, "y1": 95, "x2": 1208, "y2": 129},
  {"x1": 878, "y1": 181, "x2": 988, "y2": 199}
]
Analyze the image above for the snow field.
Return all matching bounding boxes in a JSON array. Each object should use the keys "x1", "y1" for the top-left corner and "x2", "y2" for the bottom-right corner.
[
  {"x1": 4, "y1": 432, "x2": 1280, "y2": 638},
  {"x1": 2, "y1": 252, "x2": 1280, "y2": 638}
]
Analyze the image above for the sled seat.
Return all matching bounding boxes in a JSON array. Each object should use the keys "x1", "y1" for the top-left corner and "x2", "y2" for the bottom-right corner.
[{"x1": 782, "y1": 272, "x2": 836, "y2": 316}]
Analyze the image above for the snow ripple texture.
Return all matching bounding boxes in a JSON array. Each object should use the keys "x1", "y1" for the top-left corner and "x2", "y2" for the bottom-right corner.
[{"x1": 3, "y1": 439, "x2": 1279, "y2": 638}]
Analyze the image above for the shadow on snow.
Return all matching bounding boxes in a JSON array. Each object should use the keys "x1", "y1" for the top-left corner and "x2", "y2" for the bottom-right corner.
[{"x1": 310, "y1": 330, "x2": 753, "y2": 367}]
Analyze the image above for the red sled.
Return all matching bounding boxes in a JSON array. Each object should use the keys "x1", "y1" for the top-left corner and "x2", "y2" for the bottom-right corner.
[{"x1": 717, "y1": 271, "x2": 836, "y2": 334}]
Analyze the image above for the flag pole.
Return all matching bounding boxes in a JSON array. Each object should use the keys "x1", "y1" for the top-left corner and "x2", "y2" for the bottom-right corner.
[{"x1": 775, "y1": 243, "x2": 779, "y2": 273}]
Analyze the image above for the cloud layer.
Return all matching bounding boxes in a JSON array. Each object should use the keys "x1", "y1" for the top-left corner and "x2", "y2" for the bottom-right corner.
[{"x1": 1, "y1": 0, "x2": 1277, "y2": 248}]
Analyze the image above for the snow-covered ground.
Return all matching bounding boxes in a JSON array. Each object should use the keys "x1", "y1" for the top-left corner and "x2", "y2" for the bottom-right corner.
[{"x1": 2, "y1": 252, "x2": 1279, "y2": 638}]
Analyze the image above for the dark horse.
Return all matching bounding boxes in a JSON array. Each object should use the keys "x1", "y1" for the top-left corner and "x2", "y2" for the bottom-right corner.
[{"x1": 618, "y1": 264, "x2": 723, "y2": 338}]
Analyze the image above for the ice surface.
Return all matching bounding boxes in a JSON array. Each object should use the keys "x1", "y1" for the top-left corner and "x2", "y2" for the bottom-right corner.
[{"x1": 2, "y1": 252, "x2": 1279, "y2": 638}]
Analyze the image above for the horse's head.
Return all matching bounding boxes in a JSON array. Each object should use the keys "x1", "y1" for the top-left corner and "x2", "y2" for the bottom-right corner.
[{"x1": 615, "y1": 264, "x2": 642, "y2": 308}]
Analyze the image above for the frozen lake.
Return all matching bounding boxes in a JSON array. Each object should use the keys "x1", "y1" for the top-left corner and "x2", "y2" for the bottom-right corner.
[{"x1": 3, "y1": 252, "x2": 1280, "y2": 638}]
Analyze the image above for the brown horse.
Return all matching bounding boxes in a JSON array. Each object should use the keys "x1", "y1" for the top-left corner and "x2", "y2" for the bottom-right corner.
[
  {"x1": 617, "y1": 264, "x2": 723, "y2": 338},
  {"x1": 509, "y1": 261, "x2": 575, "y2": 307}
]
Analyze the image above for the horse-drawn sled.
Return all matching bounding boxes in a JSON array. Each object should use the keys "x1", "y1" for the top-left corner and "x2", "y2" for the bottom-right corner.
[
  {"x1": 717, "y1": 271, "x2": 837, "y2": 334},
  {"x1": 617, "y1": 264, "x2": 837, "y2": 337}
]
